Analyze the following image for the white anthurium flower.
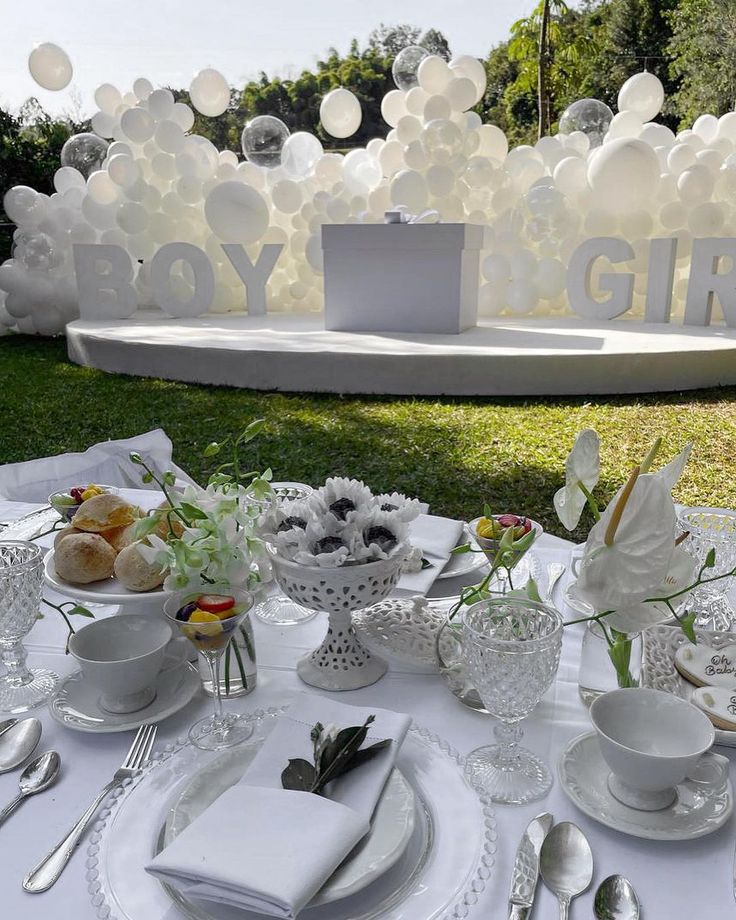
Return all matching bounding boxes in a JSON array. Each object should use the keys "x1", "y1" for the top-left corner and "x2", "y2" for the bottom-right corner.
[
  {"x1": 575, "y1": 471, "x2": 677, "y2": 612},
  {"x1": 553, "y1": 429, "x2": 601, "y2": 531},
  {"x1": 656, "y1": 442, "x2": 693, "y2": 491},
  {"x1": 606, "y1": 545, "x2": 698, "y2": 633}
]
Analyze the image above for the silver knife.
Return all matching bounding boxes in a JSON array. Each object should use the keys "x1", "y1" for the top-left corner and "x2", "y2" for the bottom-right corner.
[{"x1": 508, "y1": 812, "x2": 554, "y2": 920}]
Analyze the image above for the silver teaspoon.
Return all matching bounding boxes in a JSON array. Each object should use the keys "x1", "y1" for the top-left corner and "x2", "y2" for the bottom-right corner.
[
  {"x1": 540, "y1": 821, "x2": 593, "y2": 920},
  {"x1": 0, "y1": 717, "x2": 41, "y2": 773},
  {"x1": 0, "y1": 751, "x2": 61, "y2": 829},
  {"x1": 594, "y1": 875, "x2": 640, "y2": 920}
]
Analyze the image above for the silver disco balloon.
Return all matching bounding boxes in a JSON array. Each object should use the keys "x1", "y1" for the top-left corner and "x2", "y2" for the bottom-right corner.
[
  {"x1": 392, "y1": 45, "x2": 431, "y2": 92},
  {"x1": 241, "y1": 115, "x2": 290, "y2": 168},
  {"x1": 60, "y1": 132, "x2": 109, "y2": 178},
  {"x1": 558, "y1": 98, "x2": 614, "y2": 148}
]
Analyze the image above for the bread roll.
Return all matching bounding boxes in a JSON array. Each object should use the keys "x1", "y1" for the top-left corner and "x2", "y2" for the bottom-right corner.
[
  {"x1": 55, "y1": 533, "x2": 116, "y2": 584},
  {"x1": 102, "y1": 523, "x2": 137, "y2": 553},
  {"x1": 114, "y1": 542, "x2": 165, "y2": 592},
  {"x1": 73, "y1": 493, "x2": 139, "y2": 533},
  {"x1": 54, "y1": 525, "x2": 82, "y2": 548},
  {"x1": 154, "y1": 500, "x2": 185, "y2": 539}
]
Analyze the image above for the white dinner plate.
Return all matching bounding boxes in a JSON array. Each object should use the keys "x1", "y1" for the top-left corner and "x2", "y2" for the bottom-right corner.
[
  {"x1": 435, "y1": 524, "x2": 489, "y2": 580},
  {"x1": 559, "y1": 732, "x2": 733, "y2": 840},
  {"x1": 86, "y1": 708, "x2": 496, "y2": 920},
  {"x1": 164, "y1": 757, "x2": 415, "y2": 908},
  {"x1": 43, "y1": 547, "x2": 169, "y2": 606}
]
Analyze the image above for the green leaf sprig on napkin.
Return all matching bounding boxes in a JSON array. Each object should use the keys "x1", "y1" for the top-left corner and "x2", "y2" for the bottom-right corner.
[{"x1": 281, "y1": 715, "x2": 390, "y2": 797}]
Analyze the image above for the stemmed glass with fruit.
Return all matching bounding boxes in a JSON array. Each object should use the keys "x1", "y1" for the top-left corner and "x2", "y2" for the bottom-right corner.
[{"x1": 163, "y1": 589, "x2": 254, "y2": 750}]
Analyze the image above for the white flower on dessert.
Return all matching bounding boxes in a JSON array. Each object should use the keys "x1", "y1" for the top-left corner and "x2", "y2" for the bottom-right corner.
[
  {"x1": 374, "y1": 492, "x2": 423, "y2": 522},
  {"x1": 605, "y1": 545, "x2": 698, "y2": 633},
  {"x1": 293, "y1": 518, "x2": 354, "y2": 567},
  {"x1": 575, "y1": 470, "x2": 677, "y2": 612},
  {"x1": 401, "y1": 545, "x2": 424, "y2": 573},
  {"x1": 318, "y1": 477, "x2": 375, "y2": 521},
  {"x1": 360, "y1": 507, "x2": 410, "y2": 561},
  {"x1": 553, "y1": 429, "x2": 600, "y2": 531}
]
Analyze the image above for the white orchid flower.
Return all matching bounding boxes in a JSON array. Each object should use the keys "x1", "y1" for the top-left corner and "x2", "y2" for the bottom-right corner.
[
  {"x1": 554, "y1": 429, "x2": 601, "y2": 531},
  {"x1": 606, "y1": 545, "x2": 698, "y2": 633},
  {"x1": 575, "y1": 469, "x2": 677, "y2": 612}
]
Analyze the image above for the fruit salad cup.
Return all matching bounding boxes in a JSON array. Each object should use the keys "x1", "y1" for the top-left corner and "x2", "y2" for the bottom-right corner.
[
  {"x1": 163, "y1": 588, "x2": 254, "y2": 750},
  {"x1": 469, "y1": 513, "x2": 543, "y2": 589},
  {"x1": 49, "y1": 484, "x2": 117, "y2": 523}
]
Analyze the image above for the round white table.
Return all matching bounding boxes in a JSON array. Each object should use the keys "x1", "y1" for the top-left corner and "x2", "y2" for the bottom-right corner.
[{"x1": 0, "y1": 497, "x2": 732, "y2": 919}]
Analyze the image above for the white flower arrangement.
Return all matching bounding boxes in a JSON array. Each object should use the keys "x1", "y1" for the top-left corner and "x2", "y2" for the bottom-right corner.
[{"x1": 264, "y1": 477, "x2": 422, "y2": 567}]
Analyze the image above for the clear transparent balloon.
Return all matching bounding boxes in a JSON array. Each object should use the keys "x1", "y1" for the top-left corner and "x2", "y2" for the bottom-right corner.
[{"x1": 241, "y1": 116, "x2": 290, "y2": 168}]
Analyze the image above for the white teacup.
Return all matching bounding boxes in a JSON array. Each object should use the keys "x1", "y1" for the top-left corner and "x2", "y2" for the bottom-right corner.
[
  {"x1": 69, "y1": 615, "x2": 186, "y2": 713},
  {"x1": 590, "y1": 687, "x2": 729, "y2": 811}
]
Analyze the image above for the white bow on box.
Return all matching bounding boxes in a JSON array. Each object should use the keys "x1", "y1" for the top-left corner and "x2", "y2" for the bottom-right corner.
[{"x1": 383, "y1": 207, "x2": 440, "y2": 224}]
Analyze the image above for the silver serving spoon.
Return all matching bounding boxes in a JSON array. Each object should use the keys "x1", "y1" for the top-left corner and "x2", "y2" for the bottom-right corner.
[
  {"x1": 0, "y1": 717, "x2": 42, "y2": 773},
  {"x1": 540, "y1": 821, "x2": 593, "y2": 920},
  {"x1": 0, "y1": 751, "x2": 61, "y2": 829},
  {"x1": 0, "y1": 718, "x2": 17, "y2": 737},
  {"x1": 594, "y1": 875, "x2": 640, "y2": 920}
]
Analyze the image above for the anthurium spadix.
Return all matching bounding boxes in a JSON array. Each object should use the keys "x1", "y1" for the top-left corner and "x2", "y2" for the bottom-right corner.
[
  {"x1": 575, "y1": 469, "x2": 677, "y2": 612},
  {"x1": 553, "y1": 429, "x2": 600, "y2": 531}
]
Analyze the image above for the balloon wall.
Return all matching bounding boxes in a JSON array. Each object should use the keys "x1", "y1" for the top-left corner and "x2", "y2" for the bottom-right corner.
[{"x1": 2, "y1": 44, "x2": 736, "y2": 334}]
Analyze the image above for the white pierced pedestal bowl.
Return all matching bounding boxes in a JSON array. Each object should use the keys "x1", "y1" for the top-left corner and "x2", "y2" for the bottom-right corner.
[{"x1": 268, "y1": 549, "x2": 405, "y2": 691}]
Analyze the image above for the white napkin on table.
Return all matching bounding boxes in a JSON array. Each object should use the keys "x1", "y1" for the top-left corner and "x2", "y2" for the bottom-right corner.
[
  {"x1": 395, "y1": 513, "x2": 465, "y2": 596},
  {"x1": 0, "y1": 428, "x2": 194, "y2": 502},
  {"x1": 145, "y1": 693, "x2": 411, "y2": 918}
]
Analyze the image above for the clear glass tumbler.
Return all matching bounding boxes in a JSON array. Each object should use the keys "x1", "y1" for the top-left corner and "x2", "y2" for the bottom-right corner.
[
  {"x1": 463, "y1": 597, "x2": 563, "y2": 805},
  {"x1": 678, "y1": 508, "x2": 736, "y2": 631},
  {"x1": 0, "y1": 541, "x2": 59, "y2": 713}
]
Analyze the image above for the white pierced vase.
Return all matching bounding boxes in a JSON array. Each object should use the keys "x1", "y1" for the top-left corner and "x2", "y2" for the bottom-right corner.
[{"x1": 268, "y1": 549, "x2": 405, "y2": 690}]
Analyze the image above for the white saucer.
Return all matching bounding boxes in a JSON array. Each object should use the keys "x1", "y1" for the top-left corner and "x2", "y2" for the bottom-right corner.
[
  {"x1": 559, "y1": 732, "x2": 733, "y2": 841},
  {"x1": 49, "y1": 663, "x2": 200, "y2": 733}
]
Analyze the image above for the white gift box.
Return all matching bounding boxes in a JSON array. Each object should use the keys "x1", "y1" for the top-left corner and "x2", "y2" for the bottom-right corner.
[{"x1": 322, "y1": 223, "x2": 484, "y2": 334}]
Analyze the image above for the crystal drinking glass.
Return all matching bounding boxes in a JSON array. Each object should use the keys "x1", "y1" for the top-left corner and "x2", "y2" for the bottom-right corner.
[
  {"x1": 254, "y1": 482, "x2": 317, "y2": 626},
  {"x1": 163, "y1": 589, "x2": 254, "y2": 750},
  {"x1": 678, "y1": 508, "x2": 736, "y2": 631},
  {"x1": 0, "y1": 541, "x2": 59, "y2": 713},
  {"x1": 462, "y1": 597, "x2": 563, "y2": 805}
]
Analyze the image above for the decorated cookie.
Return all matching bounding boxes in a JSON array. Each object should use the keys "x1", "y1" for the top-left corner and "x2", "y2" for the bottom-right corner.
[
  {"x1": 674, "y1": 643, "x2": 736, "y2": 688},
  {"x1": 691, "y1": 686, "x2": 736, "y2": 732}
]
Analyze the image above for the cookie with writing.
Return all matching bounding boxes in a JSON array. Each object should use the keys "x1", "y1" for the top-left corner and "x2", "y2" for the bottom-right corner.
[
  {"x1": 691, "y1": 686, "x2": 736, "y2": 732},
  {"x1": 674, "y1": 643, "x2": 736, "y2": 688}
]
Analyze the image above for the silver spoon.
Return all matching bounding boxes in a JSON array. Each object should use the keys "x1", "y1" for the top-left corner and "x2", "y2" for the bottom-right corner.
[
  {"x1": 594, "y1": 875, "x2": 640, "y2": 920},
  {"x1": 540, "y1": 821, "x2": 593, "y2": 920},
  {"x1": 0, "y1": 751, "x2": 61, "y2": 829},
  {"x1": 0, "y1": 717, "x2": 41, "y2": 773},
  {"x1": 0, "y1": 718, "x2": 17, "y2": 737}
]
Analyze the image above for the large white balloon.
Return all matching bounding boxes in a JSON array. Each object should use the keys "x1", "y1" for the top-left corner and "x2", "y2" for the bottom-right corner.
[
  {"x1": 190, "y1": 68, "x2": 230, "y2": 117},
  {"x1": 617, "y1": 72, "x2": 664, "y2": 122},
  {"x1": 28, "y1": 43, "x2": 72, "y2": 91},
  {"x1": 204, "y1": 181, "x2": 269, "y2": 243},
  {"x1": 320, "y1": 88, "x2": 362, "y2": 138},
  {"x1": 587, "y1": 138, "x2": 660, "y2": 214}
]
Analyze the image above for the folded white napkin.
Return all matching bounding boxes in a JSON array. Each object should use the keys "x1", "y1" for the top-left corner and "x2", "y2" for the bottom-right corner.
[
  {"x1": 0, "y1": 428, "x2": 194, "y2": 502},
  {"x1": 146, "y1": 693, "x2": 411, "y2": 918},
  {"x1": 395, "y1": 513, "x2": 465, "y2": 596}
]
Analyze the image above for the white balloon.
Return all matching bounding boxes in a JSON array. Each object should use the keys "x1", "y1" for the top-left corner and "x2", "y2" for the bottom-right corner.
[
  {"x1": 506, "y1": 278, "x2": 538, "y2": 314},
  {"x1": 53, "y1": 166, "x2": 85, "y2": 194},
  {"x1": 87, "y1": 170, "x2": 118, "y2": 205},
  {"x1": 476, "y1": 124, "x2": 508, "y2": 161},
  {"x1": 677, "y1": 163, "x2": 714, "y2": 204},
  {"x1": 91, "y1": 111, "x2": 117, "y2": 139},
  {"x1": 281, "y1": 132, "x2": 323, "y2": 177},
  {"x1": 449, "y1": 55, "x2": 487, "y2": 104},
  {"x1": 155, "y1": 120, "x2": 186, "y2": 154},
  {"x1": 617, "y1": 71, "x2": 664, "y2": 122},
  {"x1": 272, "y1": 179, "x2": 303, "y2": 213},
  {"x1": 147, "y1": 88, "x2": 175, "y2": 121},
  {"x1": 426, "y1": 165, "x2": 455, "y2": 196},
  {"x1": 390, "y1": 169, "x2": 428, "y2": 212},
  {"x1": 204, "y1": 180, "x2": 269, "y2": 243},
  {"x1": 667, "y1": 143, "x2": 696, "y2": 175},
  {"x1": 693, "y1": 114, "x2": 719, "y2": 145},
  {"x1": 121, "y1": 108, "x2": 155, "y2": 144},
  {"x1": 95, "y1": 83, "x2": 123, "y2": 115},
  {"x1": 133, "y1": 78, "x2": 154, "y2": 101},
  {"x1": 587, "y1": 138, "x2": 660, "y2": 214},
  {"x1": 606, "y1": 111, "x2": 643, "y2": 140},
  {"x1": 482, "y1": 253, "x2": 511, "y2": 284},
  {"x1": 446, "y1": 77, "x2": 477, "y2": 112},
  {"x1": 380, "y1": 90, "x2": 407, "y2": 129},
  {"x1": 417, "y1": 56, "x2": 451, "y2": 94},
  {"x1": 171, "y1": 102, "x2": 195, "y2": 132},
  {"x1": 28, "y1": 42, "x2": 72, "y2": 91},
  {"x1": 405, "y1": 87, "x2": 429, "y2": 116},
  {"x1": 116, "y1": 201, "x2": 149, "y2": 234},
  {"x1": 395, "y1": 115, "x2": 422, "y2": 145},
  {"x1": 320, "y1": 88, "x2": 362, "y2": 138},
  {"x1": 190, "y1": 68, "x2": 230, "y2": 117},
  {"x1": 535, "y1": 258, "x2": 566, "y2": 299}
]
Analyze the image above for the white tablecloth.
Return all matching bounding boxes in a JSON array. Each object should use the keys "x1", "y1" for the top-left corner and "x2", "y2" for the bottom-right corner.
[{"x1": 0, "y1": 497, "x2": 733, "y2": 919}]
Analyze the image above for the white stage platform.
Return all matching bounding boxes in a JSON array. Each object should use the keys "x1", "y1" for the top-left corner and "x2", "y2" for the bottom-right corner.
[{"x1": 66, "y1": 311, "x2": 736, "y2": 396}]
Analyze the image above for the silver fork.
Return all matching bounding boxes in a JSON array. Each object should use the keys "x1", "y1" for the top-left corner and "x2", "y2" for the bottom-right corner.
[
  {"x1": 23, "y1": 723, "x2": 157, "y2": 893},
  {"x1": 545, "y1": 562, "x2": 566, "y2": 605}
]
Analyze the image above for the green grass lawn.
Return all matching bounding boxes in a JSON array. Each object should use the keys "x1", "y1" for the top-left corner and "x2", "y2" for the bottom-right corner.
[{"x1": 1, "y1": 334, "x2": 735, "y2": 541}]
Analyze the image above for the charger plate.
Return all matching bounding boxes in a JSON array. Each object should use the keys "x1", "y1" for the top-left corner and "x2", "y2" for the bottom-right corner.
[{"x1": 86, "y1": 707, "x2": 496, "y2": 920}]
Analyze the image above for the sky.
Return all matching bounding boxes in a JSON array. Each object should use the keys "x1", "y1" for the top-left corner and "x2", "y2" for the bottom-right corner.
[{"x1": 0, "y1": 0, "x2": 543, "y2": 117}]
